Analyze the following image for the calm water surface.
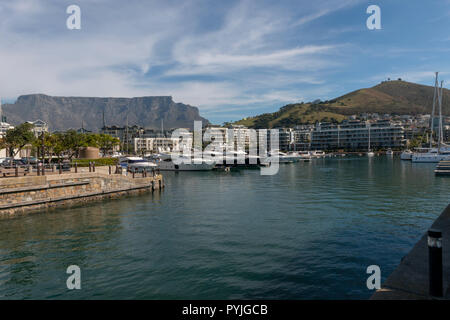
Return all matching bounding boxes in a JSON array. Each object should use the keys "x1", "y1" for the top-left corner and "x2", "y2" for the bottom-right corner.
[{"x1": 0, "y1": 156, "x2": 449, "y2": 299}]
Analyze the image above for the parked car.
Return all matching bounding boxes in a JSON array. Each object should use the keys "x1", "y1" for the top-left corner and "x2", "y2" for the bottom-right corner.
[
  {"x1": 1, "y1": 158, "x2": 28, "y2": 167},
  {"x1": 21, "y1": 157, "x2": 38, "y2": 165}
]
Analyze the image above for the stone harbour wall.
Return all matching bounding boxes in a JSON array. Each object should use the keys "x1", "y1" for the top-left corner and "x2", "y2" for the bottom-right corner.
[{"x1": 0, "y1": 172, "x2": 164, "y2": 218}]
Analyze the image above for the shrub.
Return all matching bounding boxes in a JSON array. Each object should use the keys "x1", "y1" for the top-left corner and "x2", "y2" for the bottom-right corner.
[{"x1": 71, "y1": 158, "x2": 119, "y2": 167}]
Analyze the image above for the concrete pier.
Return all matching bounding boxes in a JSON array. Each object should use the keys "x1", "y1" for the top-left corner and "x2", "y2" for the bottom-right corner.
[
  {"x1": 0, "y1": 171, "x2": 164, "y2": 218},
  {"x1": 371, "y1": 204, "x2": 450, "y2": 299}
]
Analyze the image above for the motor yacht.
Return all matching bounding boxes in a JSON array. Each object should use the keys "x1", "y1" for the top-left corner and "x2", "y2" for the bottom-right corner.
[{"x1": 119, "y1": 157, "x2": 157, "y2": 172}]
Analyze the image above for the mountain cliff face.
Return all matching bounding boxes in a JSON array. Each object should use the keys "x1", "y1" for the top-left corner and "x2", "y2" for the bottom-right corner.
[{"x1": 3, "y1": 94, "x2": 209, "y2": 131}]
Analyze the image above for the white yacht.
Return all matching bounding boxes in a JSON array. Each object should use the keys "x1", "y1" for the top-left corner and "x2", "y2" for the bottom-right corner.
[
  {"x1": 411, "y1": 148, "x2": 450, "y2": 163},
  {"x1": 411, "y1": 72, "x2": 450, "y2": 163},
  {"x1": 288, "y1": 151, "x2": 311, "y2": 161},
  {"x1": 155, "y1": 153, "x2": 215, "y2": 171},
  {"x1": 386, "y1": 148, "x2": 393, "y2": 156},
  {"x1": 309, "y1": 150, "x2": 326, "y2": 158},
  {"x1": 119, "y1": 157, "x2": 157, "y2": 172},
  {"x1": 269, "y1": 150, "x2": 296, "y2": 163}
]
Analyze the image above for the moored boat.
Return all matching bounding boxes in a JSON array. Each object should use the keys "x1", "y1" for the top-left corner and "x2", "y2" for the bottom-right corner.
[
  {"x1": 400, "y1": 150, "x2": 413, "y2": 160},
  {"x1": 119, "y1": 157, "x2": 157, "y2": 172},
  {"x1": 156, "y1": 157, "x2": 216, "y2": 171}
]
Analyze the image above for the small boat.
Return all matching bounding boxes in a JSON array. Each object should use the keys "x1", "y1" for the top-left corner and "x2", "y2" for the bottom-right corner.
[
  {"x1": 289, "y1": 151, "x2": 311, "y2": 161},
  {"x1": 400, "y1": 150, "x2": 413, "y2": 160},
  {"x1": 386, "y1": 148, "x2": 393, "y2": 156},
  {"x1": 367, "y1": 151, "x2": 375, "y2": 157},
  {"x1": 309, "y1": 150, "x2": 326, "y2": 158},
  {"x1": 269, "y1": 151, "x2": 295, "y2": 163}
]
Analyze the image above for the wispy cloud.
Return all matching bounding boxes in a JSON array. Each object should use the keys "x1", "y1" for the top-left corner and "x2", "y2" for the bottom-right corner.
[{"x1": 0, "y1": 0, "x2": 447, "y2": 124}]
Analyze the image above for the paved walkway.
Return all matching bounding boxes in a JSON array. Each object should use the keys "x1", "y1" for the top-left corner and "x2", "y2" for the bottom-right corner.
[{"x1": 371, "y1": 204, "x2": 450, "y2": 299}]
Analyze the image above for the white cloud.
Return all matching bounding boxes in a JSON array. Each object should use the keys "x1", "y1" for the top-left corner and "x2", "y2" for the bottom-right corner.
[{"x1": 0, "y1": 0, "x2": 359, "y2": 122}]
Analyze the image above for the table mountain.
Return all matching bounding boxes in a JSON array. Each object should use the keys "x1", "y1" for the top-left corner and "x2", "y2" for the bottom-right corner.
[{"x1": 3, "y1": 94, "x2": 209, "y2": 131}]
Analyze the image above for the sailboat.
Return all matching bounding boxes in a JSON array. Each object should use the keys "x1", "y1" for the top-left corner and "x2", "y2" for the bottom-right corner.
[
  {"x1": 367, "y1": 124, "x2": 374, "y2": 157},
  {"x1": 412, "y1": 73, "x2": 450, "y2": 162}
]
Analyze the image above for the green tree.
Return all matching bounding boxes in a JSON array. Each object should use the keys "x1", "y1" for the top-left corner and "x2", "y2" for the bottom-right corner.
[
  {"x1": 57, "y1": 130, "x2": 87, "y2": 160},
  {"x1": 0, "y1": 123, "x2": 35, "y2": 157},
  {"x1": 96, "y1": 134, "x2": 120, "y2": 156},
  {"x1": 32, "y1": 132, "x2": 57, "y2": 163}
]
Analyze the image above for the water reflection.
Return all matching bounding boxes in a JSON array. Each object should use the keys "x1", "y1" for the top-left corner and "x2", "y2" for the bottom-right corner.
[{"x1": 0, "y1": 157, "x2": 448, "y2": 299}]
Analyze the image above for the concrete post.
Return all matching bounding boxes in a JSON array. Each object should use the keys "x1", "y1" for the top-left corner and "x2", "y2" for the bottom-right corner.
[
  {"x1": 428, "y1": 229, "x2": 443, "y2": 297},
  {"x1": 59, "y1": 160, "x2": 62, "y2": 174},
  {"x1": 75, "y1": 162, "x2": 78, "y2": 173},
  {"x1": 15, "y1": 166, "x2": 18, "y2": 177}
]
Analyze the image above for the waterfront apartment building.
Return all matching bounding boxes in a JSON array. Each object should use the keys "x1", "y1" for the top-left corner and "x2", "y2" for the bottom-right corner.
[
  {"x1": 134, "y1": 128, "x2": 193, "y2": 154},
  {"x1": 0, "y1": 121, "x2": 14, "y2": 138},
  {"x1": 292, "y1": 128, "x2": 312, "y2": 151},
  {"x1": 101, "y1": 125, "x2": 144, "y2": 146},
  {"x1": 311, "y1": 120, "x2": 406, "y2": 151},
  {"x1": 26, "y1": 120, "x2": 48, "y2": 137},
  {"x1": 276, "y1": 128, "x2": 294, "y2": 151},
  {"x1": 133, "y1": 136, "x2": 194, "y2": 154},
  {"x1": 203, "y1": 125, "x2": 230, "y2": 144}
]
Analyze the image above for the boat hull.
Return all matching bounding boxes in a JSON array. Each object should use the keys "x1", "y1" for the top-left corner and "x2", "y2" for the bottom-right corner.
[
  {"x1": 400, "y1": 152, "x2": 412, "y2": 160},
  {"x1": 412, "y1": 154, "x2": 450, "y2": 163},
  {"x1": 157, "y1": 162, "x2": 215, "y2": 171}
]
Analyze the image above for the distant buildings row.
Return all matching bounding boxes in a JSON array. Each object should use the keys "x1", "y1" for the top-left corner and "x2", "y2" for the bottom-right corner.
[{"x1": 3, "y1": 112, "x2": 450, "y2": 154}]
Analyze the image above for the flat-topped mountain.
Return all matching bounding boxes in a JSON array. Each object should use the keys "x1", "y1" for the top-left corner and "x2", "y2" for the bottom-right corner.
[
  {"x1": 235, "y1": 80, "x2": 450, "y2": 128},
  {"x1": 3, "y1": 94, "x2": 209, "y2": 131}
]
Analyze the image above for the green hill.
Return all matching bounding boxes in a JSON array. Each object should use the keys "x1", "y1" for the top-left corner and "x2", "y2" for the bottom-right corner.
[{"x1": 235, "y1": 80, "x2": 450, "y2": 128}]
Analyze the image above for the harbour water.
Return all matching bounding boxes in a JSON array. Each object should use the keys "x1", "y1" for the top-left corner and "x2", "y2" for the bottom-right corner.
[{"x1": 0, "y1": 156, "x2": 449, "y2": 299}]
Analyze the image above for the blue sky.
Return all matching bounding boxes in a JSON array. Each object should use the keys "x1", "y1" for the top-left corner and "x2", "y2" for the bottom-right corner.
[{"x1": 0, "y1": 0, "x2": 449, "y2": 124}]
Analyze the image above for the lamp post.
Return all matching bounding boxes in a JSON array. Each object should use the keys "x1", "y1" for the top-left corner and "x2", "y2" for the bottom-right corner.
[{"x1": 428, "y1": 229, "x2": 443, "y2": 297}]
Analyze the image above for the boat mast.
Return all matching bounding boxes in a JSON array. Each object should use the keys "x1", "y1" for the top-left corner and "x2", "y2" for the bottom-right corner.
[
  {"x1": 430, "y1": 72, "x2": 439, "y2": 148},
  {"x1": 126, "y1": 114, "x2": 129, "y2": 155},
  {"x1": 368, "y1": 122, "x2": 371, "y2": 152},
  {"x1": 438, "y1": 80, "x2": 444, "y2": 152}
]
